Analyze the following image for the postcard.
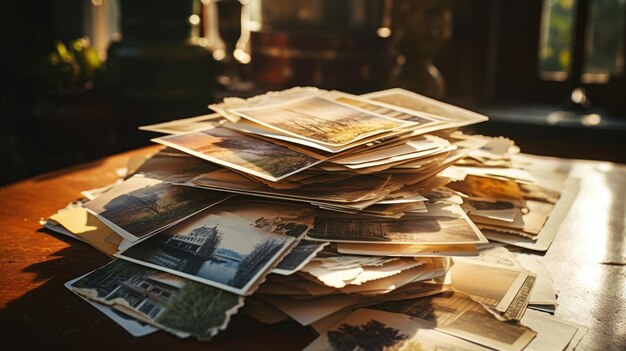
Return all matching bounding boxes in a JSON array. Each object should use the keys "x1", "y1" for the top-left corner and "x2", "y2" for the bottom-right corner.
[
  {"x1": 362, "y1": 88, "x2": 488, "y2": 128},
  {"x1": 65, "y1": 277, "x2": 158, "y2": 337},
  {"x1": 83, "y1": 175, "x2": 231, "y2": 242},
  {"x1": 306, "y1": 203, "x2": 488, "y2": 245},
  {"x1": 371, "y1": 291, "x2": 536, "y2": 351},
  {"x1": 304, "y1": 309, "x2": 491, "y2": 351},
  {"x1": 117, "y1": 211, "x2": 295, "y2": 295},
  {"x1": 153, "y1": 126, "x2": 324, "y2": 182},
  {"x1": 139, "y1": 113, "x2": 223, "y2": 134},
  {"x1": 230, "y1": 96, "x2": 415, "y2": 147},
  {"x1": 69, "y1": 259, "x2": 244, "y2": 340}
]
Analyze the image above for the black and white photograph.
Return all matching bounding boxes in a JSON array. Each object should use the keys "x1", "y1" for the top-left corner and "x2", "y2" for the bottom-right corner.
[
  {"x1": 69, "y1": 259, "x2": 243, "y2": 340},
  {"x1": 118, "y1": 211, "x2": 295, "y2": 295},
  {"x1": 83, "y1": 175, "x2": 231, "y2": 242}
]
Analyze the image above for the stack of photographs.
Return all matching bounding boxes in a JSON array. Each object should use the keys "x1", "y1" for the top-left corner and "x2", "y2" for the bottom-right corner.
[{"x1": 40, "y1": 87, "x2": 584, "y2": 349}]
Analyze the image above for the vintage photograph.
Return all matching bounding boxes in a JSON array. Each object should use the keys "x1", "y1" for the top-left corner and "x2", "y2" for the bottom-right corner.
[
  {"x1": 83, "y1": 175, "x2": 231, "y2": 242},
  {"x1": 70, "y1": 259, "x2": 243, "y2": 340},
  {"x1": 304, "y1": 309, "x2": 491, "y2": 351},
  {"x1": 306, "y1": 204, "x2": 487, "y2": 245},
  {"x1": 118, "y1": 211, "x2": 295, "y2": 295},
  {"x1": 154, "y1": 126, "x2": 323, "y2": 182},
  {"x1": 139, "y1": 113, "x2": 223, "y2": 134},
  {"x1": 231, "y1": 96, "x2": 414, "y2": 146},
  {"x1": 362, "y1": 88, "x2": 488, "y2": 128},
  {"x1": 371, "y1": 291, "x2": 536, "y2": 351}
]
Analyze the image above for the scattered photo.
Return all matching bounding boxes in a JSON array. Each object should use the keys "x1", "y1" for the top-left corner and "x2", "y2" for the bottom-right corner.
[
  {"x1": 304, "y1": 309, "x2": 491, "y2": 351},
  {"x1": 362, "y1": 88, "x2": 488, "y2": 128},
  {"x1": 154, "y1": 126, "x2": 324, "y2": 182},
  {"x1": 69, "y1": 259, "x2": 243, "y2": 340},
  {"x1": 139, "y1": 113, "x2": 223, "y2": 134},
  {"x1": 83, "y1": 175, "x2": 231, "y2": 242},
  {"x1": 371, "y1": 291, "x2": 536, "y2": 351},
  {"x1": 306, "y1": 204, "x2": 487, "y2": 245},
  {"x1": 231, "y1": 96, "x2": 414, "y2": 146},
  {"x1": 117, "y1": 211, "x2": 295, "y2": 295}
]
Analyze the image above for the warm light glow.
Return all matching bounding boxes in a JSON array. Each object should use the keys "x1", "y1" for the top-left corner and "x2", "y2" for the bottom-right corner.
[
  {"x1": 189, "y1": 14, "x2": 201, "y2": 26},
  {"x1": 91, "y1": 0, "x2": 103, "y2": 6},
  {"x1": 377, "y1": 27, "x2": 392, "y2": 38},
  {"x1": 571, "y1": 87, "x2": 587, "y2": 105},
  {"x1": 213, "y1": 49, "x2": 226, "y2": 61},
  {"x1": 581, "y1": 114, "x2": 602, "y2": 126},
  {"x1": 234, "y1": 48, "x2": 251, "y2": 64}
]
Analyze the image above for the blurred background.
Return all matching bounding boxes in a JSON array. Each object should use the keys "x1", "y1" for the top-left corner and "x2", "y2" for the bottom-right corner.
[{"x1": 1, "y1": 0, "x2": 626, "y2": 186}]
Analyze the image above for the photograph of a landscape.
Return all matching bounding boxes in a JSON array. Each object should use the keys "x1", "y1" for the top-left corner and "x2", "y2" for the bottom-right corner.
[
  {"x1": 70, "y1": 259, "x2": 243, "y2": 340},
  {"x1": 83, "y1": 175, "x2": 231, "y2": 241},
  {"x1": 154, "y1": 126, "x2": 323, "y2": 181},
  {"x1": 231, "y1": 96, "x2": 413, "y2": 146},
  {"x1": 118, "y1": 211, "x2": 295, "y2": 295}
]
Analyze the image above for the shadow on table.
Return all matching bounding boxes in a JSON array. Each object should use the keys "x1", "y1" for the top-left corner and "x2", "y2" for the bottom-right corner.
[{"x1": 0, "y1": 229, "x2": 315, "y2": 351}]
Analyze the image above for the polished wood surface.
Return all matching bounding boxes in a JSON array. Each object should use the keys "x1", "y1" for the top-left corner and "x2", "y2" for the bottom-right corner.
[{"x1": 0, "y1": 147, "x2": 624, "y2": 350}]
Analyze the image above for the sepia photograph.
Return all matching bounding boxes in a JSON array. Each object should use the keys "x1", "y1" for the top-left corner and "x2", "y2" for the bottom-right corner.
[
  {"x1": 83, "y1": 175, "x2": 231, "y2": 242},
  {"x1": 303, "y1": 309, "x2": 490, "y2": 351},
  {"x1": 118, "y1": 211, "x2": 295, "y2": 295},
  {"x1": 362, "y1": 88, "x2": 488, "y2": 129},
  {"x1": 154, "y1": 126, "x2": 323, "y2": 182},
  {"x1": 70, "y1": 259, "x2": 243, "y2": 340},
  {"x1": 231, "y1": 96, "x2": 414, "y2": 146},
  {"x1": 306, "y1": 204, "x2": 487, "y2": 245},
  {"x1": 371, "y1": 291, "x2": 536, "y2": 351}
]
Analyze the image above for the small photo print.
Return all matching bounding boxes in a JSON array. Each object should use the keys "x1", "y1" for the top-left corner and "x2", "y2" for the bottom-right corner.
[
  {"x1": 83, "y1": 175, "x2": 231, "y2": 242},
  {"x1": 154, "y1": 126, "x2": 323, "y2": 182},
  {"x1": 69, "y1": 259, "x2": 243, "y2": 340},
  {"x1": 231, "y1": 96, "x2": 414, "y2": 146},
  {"x1": 118, "y1": 211, "x2": 295, "y2": 295}
]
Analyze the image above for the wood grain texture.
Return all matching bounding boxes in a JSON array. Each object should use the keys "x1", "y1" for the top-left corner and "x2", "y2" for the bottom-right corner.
[{"x1": 0, "y1": 148, "x2": 624, "y2": 350}]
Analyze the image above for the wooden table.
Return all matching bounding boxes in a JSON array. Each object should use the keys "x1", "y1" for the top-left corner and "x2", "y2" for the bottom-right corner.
[{"x1": 0, "y1": 147, "x2": 624, "y2": 350}]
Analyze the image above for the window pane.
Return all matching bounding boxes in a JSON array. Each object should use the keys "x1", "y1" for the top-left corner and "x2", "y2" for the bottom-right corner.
[
  {"x1": 539, "y1": 0, "x2": 577, "y2": 80},
  {"x1": 583, "y1": 0, "x2": 625, "y2": 82}
]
